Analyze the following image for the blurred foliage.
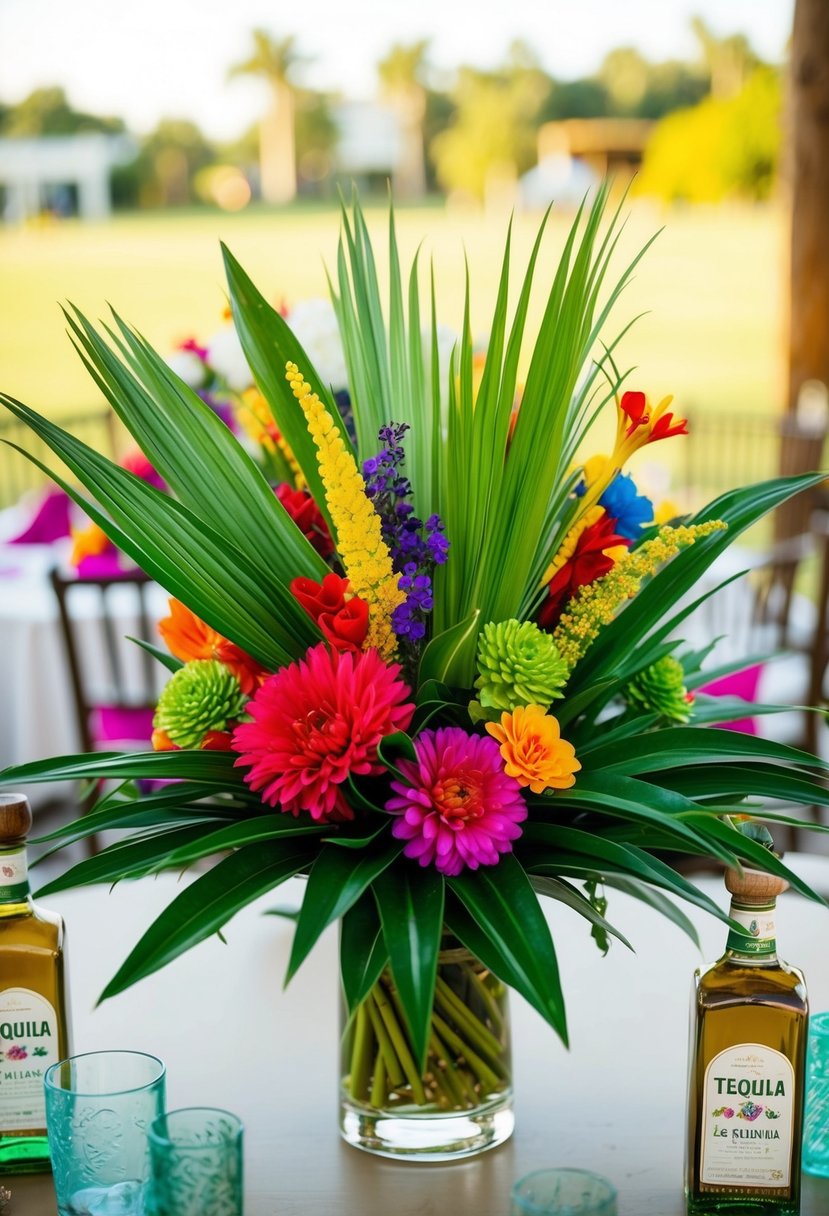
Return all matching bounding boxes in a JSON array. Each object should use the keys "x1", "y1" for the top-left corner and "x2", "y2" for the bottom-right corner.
[
  {"x1": 637, "y1": 67, "x2": 782, "y2": 203},
  {"x1": 432, "y1": 42, "x2": 549, "y2": 200},
  {"x1": 0, "y1": 18, "x2": 781, "y2": 209},
  {"x1": 0, "y1": 87, "x2": 125, "y2": 137}
]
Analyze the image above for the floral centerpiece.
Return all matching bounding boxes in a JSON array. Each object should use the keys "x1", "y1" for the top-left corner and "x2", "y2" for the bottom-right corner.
[{"x1": 2, "y1": 190, "x2": 827, "y2": 1160}]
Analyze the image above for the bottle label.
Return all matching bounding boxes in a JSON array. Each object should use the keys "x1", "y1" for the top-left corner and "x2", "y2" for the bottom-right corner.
[
  {"x1": 700, "y1": 1044, "x2": 795, "y2": 1189},
  {"x1": 726, "y1": 903, "x2": 776, "y2": 956},
  {"x1": 0, "y1": 848, "x2": 29, "y2": 903},
  {"x1": 0, "y1": 989, "x2": 60, "y2": 1133}
]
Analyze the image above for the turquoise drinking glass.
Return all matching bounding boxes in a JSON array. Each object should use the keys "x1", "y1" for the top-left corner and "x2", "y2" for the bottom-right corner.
[
  {"x1": 147, "y1": 1107, "x2": 243, "y2": 1216},
  {"x1": 803, "y1": 1010, "x2": 829, "y2": 1177},
  {"x1": 511, "y1": 1168, "x2": 617, "y2": 1216},
  {"x1": 44, "y1": 1050, "x2": 166, "y2": 1216}
]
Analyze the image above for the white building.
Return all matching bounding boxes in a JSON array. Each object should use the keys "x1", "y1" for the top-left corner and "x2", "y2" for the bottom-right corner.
[{"x1": 0, "y1": 133, "x2": 135, "y2": 222}]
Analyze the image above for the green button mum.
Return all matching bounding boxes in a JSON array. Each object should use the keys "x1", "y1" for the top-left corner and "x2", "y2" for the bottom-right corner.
[
  {"x1": 475, "y1": 619, "x2": 568, "y2": 712},
  {"x1": 153, "y1": 659, "x2": 248, "y2": 749},
  {"x1": 626, "y1": 655, "x2": 691, "y2": 723}
]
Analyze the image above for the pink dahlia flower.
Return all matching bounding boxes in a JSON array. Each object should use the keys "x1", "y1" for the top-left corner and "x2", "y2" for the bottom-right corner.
[
  {"x1": 385, "y1": 727, "x2": 527, "y2": 876},
  {"x1": 233, "y1": 643, "x2": 413, "y2": 822}
]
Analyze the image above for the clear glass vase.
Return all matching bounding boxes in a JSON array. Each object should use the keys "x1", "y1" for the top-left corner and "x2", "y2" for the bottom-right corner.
[{"x1": 339, "y1": 939, "x2": 513, "y2": 1161}]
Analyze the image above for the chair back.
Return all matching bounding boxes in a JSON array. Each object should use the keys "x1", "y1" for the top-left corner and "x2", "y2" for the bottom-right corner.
[
  {"x1": 49, "y1": 567, "x2": 162, "y2": 755},
  {"x1": 0, "y1": 409, "x2": 118, "y2": 509}
]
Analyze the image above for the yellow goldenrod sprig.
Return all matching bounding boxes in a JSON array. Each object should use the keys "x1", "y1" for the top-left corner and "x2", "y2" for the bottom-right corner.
[
  {"x1": 238, "y1": 388, "x2": 306, "y2": 489},
  {"x1": 552, "y1": 521, "x2": 726, "y2": 671},
  {"x1": 285, "y1": 362, "x2": 404, "y2": 659}
]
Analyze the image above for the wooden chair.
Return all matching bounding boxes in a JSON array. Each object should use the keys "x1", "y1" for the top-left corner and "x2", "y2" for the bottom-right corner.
[{"x1": 49, "y1": 568, "x2": 162, "y2": 850}]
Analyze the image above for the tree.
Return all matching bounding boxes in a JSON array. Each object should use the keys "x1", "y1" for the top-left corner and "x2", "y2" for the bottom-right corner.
[
  {"x1": 691, "y1": 15, "x2": 761, "y2": 99},
  {"x1": 377, "y1": 40, "x2": 430, "y2": 198},
  {"x1": 228, "y1": 30, "x2": 301, "y2": 204},
  {"x1": 1, "y1": 87, "x2": 124, "y2": 137},
  {"x1": 431, "y1": 43, "x2": 550, "y2": 203},
  {"x1": 787, "y1": 0, "x2": 829, "y2": 411}
]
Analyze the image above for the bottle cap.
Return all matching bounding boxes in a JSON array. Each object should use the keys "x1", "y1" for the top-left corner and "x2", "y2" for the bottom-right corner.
[
  {"x1": 0, "y1": 794, "x2": 33, "y2": 844},
  {"x1": 725, "y1": 866, "x2": 788, "y2": 903}
]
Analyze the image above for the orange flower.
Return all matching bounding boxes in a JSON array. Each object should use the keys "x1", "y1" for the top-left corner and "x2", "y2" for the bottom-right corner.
[
  {"x1": 486, "y1": 705, "x2": 580, "y2": 794},
  {"x1": 70, "y1": 521, "x2": 111, "y2": 567},
  {"x1": 158, "y1": 599, "x2": 267, "y2": 696}
]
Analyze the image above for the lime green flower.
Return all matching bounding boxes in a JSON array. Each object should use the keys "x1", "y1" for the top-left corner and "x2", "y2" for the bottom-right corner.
[
  {"x1": 153, "y1": 660, "x2": 247, "y2": 749},
  {"x1": 475, "y1": 619, "x2": 568, "y2": 712},
  {"x1": 625, "y1": 656, "x2": 691, "y2": 723}
]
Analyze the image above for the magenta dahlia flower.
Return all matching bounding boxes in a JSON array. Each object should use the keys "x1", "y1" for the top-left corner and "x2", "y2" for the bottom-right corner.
[
  {"x1": 233, "y1": 643, "x2": 413, "y2": 822},
  {"x1": 385, "y1": 727, "x2": 527, "y2": 876}
]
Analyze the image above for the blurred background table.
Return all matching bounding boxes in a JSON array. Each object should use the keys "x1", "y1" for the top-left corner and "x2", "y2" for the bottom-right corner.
[{"x1": 6, "y1": 857, "x2": 829, "y2": 1215}]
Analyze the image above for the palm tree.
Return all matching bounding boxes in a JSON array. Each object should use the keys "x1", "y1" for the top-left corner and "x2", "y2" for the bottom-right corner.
[
  {"x1": 377, "y1": 40, "x2": 429, "y2": 198},
  {"x1": 229, "y1": 30, "x2": 300, "y2": 204}
]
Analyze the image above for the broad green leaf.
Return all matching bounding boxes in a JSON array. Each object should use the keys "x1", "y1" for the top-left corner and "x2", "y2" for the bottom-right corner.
[
  {"x1": 99, "y1": 839, "x2": 316, "y2": 1001},
  {"x1": 0, "y1": 397, "x2": 318, "y2": 668},
  {"x1": 126, "y1": 637, "x2": 182, "y2": 675},
  {"x1": 156, "y1": 815, "x2": 328, "y2": 870},
  {"x1": 1, "y1": 749, "x2": 244, "y2": 787},
  {"x1": 372, "y1": 862, "x2": 445, "y2": 1071},
  {"x1": 528, "y1": 874, "x2": 633, "y2": 950},
  {"x1": 418, "y1": 609, "x2": 480, "y2": 687},
  {"x1": 66, "y1": 306, "x2": 328, "y2": 584},
  {"x1": 447, "y1": 854, "x2": 568, "y2": 1045},
  {"x1": 35, "y1": 826, "x2": 210, "y2": 896},
  {"x1": 580, "y1": 727, "x2": 828, "y2": 777},
  {"x1": 286, "y1": 840, "x2": 401, "y2": 984},
  {"x1": 340, "y1": 891, "x2": 389, "y2": 1014},
  {"x1": 222, "y1": 243, "x2": 353, "y2": 531},
  {"x1": 601, "y1": 876, "x2": 701, "y2": 947}
]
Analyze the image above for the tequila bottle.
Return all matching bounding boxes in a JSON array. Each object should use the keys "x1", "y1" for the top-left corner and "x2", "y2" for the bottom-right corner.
[
  {"x1": 686, "y1": 868, "x2": 808, "y2": 1215},
  {"x1": 0, "y1": 794, "x2": 71, "y2": 1174}
]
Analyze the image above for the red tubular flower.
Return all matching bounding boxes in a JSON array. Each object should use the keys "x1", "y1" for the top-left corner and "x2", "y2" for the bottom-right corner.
[
  {"x1": 619, "y1": 390, "x2": 648, "y2": 437},
  {"x1": 649, "y1": 412, "x2": 689, "y2": 442},
  {"x1": 290, "y1": 573, "x2": 350, "y2": 621},
  {"x1": 233, "y1": 643, "x2": 414, "y2": 822},
  {"x1": 276, "y1": 484, "x2": 334, "y2": 558},
  {"x1": 540, "y1": 514, "x2": 630, "y2": 629}
]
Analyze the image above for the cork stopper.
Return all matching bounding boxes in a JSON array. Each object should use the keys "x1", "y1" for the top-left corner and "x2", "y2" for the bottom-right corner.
[
  {"x1": 0, "y1": 794, "x2": 33, "y2": 844},
  {"x1": 725, "y1": 867, "x2": 788, "y2": 904}
]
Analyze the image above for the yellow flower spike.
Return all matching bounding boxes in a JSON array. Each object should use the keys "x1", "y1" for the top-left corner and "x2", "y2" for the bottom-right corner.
[
  {"x1": 237, "y1": 388, "x2": 306, "y2": 489},
  {"x1": 285, "y1": 361, "x2": 404, "y2": 659},
  {"x1": 486, "y1": 704, "x2": 581, "y2": 794},
  {"x1": 552, "y1": 521, "x2": 726, "y2": 670}
]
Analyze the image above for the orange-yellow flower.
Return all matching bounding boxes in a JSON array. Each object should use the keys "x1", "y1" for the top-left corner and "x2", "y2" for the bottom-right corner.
[
  {"x1": 158, "y1": 598, "x2": 267, "y2": 696},
  {"x1": 70, "y1": 521, "x2": 111, "y2": 566},
  {"x1": 486, "y1": 704, "x2": 580, "y2": 794}
]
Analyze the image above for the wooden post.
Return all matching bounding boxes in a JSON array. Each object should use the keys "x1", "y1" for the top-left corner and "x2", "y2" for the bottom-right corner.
[{"x1": 788, "y1": 0, "x2": 829, "y2": 411}]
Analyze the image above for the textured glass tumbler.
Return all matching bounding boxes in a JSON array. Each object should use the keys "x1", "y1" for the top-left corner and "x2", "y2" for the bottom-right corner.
[
  {"x1": 147, "y1": 1107, "x2": 243, "y2": 1216},
  {"x1": 803, "y1": 1010, "x2": 829, "y2": 1177},
  {"x1": 44, "y1": 1050, "x2": 166, "y2": 1216},
  {"x1": 511, "y1": 1168, "x2": 617, "y2": 1216}
]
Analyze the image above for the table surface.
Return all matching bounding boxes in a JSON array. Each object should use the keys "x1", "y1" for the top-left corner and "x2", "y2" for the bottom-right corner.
[{"x1": 6, "y1": 854, "x2": 829, "y2": 1216}]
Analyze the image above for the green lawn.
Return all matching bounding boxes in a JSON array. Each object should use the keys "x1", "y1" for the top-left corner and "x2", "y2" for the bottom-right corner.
[{"x1": 0, "y1": 199, "x2": 789, "y2": 505}]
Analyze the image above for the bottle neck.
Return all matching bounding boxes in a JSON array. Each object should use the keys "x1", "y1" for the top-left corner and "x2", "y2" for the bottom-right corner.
[
  {"x1": 725, "y1": 897, "x2": 777, "y2": 961},
  {"x1": 0, "y1": 842, "x2": 32, "y2": 910}
]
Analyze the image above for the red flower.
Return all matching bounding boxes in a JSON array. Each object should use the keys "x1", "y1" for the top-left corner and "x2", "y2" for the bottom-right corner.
[
  {"x1": 291, "y1": 574, "x2": 370, "y2": 652},
  {"x1": 233, "y1": 643, "x2": 414, "y2": 821},
  {"x1": 276, "y1": 484, "x2": 334, "y2": 558},
  {"x1": 619, "y1": 390, "x2": 648, "y2": 438},
  {"x1": 618, "y1": 390, "x2": 688, "y2": 446},
  {"x1": 290, "y1": 573, "x2": 349, "y2": 621},
  {"x1": 539, "y1": 514, "x2": 630, "y2": 629}
]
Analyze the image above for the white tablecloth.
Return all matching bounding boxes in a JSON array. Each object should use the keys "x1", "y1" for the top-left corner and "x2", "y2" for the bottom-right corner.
[{"x1": 7, "y1": 855, "x2": 829, "y2": 1215}]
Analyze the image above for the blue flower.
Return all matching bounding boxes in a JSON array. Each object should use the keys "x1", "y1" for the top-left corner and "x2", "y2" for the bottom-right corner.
[{"x1": 599, "y1": 473, "x2": 653, "y2": 540}]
